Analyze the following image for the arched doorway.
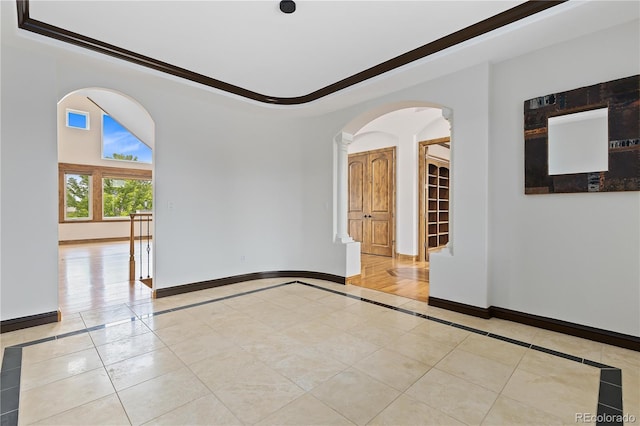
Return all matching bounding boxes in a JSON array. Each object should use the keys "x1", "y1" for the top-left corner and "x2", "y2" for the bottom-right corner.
[
  {"x1": 335, "y1": 101, "x2": 452, "y2": 301},
  {"x1": 57, "y1": 88, "x2": 155, "y2": 314}
]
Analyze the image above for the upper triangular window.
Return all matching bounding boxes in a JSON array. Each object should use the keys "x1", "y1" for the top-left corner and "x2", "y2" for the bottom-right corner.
[{"x1": 102, "y1": 114, "x2": 152, "y2": 164}]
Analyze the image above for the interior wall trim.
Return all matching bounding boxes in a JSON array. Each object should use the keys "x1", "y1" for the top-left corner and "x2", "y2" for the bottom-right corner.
[
  {"x1": 429, "y1": 297, "x2": 640, "y2": 351},
  {"x1": 0, "y1": 310, "x2": 59, "y2": 333},
  {"x1": 15, "y1": 0, "x2": 565, "y2": 105},
  {"x1": 346, "y1": 274, "x2": 361, "y2": 285},
  {"x1": 154, "y1": 270, "x2": 345, "y2": 298},
  {"x1": 395, "y1": 253, "x2": 419, "y2": 262},
  {"x1": 428, "y1": 296, "x2": 492, "y2": 319},
  {"x1": 490, "y1": 306, "x2": 640, "y2": 352}
]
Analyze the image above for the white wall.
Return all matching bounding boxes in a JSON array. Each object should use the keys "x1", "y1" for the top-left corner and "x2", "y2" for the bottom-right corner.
[
  {"x1": 1, "y1": 44, "x2": 59, "y2": 320},
  {"x1": 348, "y1": 109, "x2": 449, "y2": 256},
  {"x1": 489, "y1": 20, "x2": 640, "y2": 336},
  {"x1": 350, "y1": 131, "x2": 398, "y2": 153},
  {"x1": 417, "y1": 119, "x2": 450, "y2": 144},
  {"x1": 151, "y1": 97, "x2": 306, "y2": 287}
]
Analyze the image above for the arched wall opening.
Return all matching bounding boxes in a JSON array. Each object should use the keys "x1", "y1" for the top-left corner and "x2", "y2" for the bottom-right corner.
[
  {"x1": 56, "y1": 87, "x2": 156, "y2": 308},
  {"x1": 334, "y1": 101, "x2": 452, "y2": 280}
]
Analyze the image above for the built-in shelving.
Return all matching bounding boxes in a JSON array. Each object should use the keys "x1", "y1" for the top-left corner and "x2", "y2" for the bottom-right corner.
[{"x1": 427, "y1": 159, "x2": 449, "y2": 249}]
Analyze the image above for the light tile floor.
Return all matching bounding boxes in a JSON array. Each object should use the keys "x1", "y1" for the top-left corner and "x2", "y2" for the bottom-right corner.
[{"x1": 1, "y1": 278, "x2": 639, "y2": 425}]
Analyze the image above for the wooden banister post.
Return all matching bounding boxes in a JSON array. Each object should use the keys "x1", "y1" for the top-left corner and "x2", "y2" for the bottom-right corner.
[{"x1": 129, "y1": 213, "x2": 136, "y2": 282}]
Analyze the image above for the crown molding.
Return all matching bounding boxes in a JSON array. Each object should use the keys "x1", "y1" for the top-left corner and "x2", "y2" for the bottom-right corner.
[{"x1": 16, "y1": 0, "x2": 566, "y2": 105}]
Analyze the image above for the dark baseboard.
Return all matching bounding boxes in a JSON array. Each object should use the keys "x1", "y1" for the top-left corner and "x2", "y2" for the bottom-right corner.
[
  {"x1": 491, "y1": 306, "x2": 640, "y2": 352},
  {"x1": 428, "y1": 297, "x2": 640, "y2": 351},
  {"x1": 428, "y1": 296, "x2": 492, "y2": 319},
  {"x1": 155, "y1": 270, "x2": 345, "y2": 298},
  {"x1": 1, "y1": 310, "x2": 59, "y2": 333}
]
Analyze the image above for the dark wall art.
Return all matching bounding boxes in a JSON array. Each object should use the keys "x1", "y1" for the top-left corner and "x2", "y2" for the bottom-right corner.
[{"x1": 524, "y1": 75, "x2": 639, "y2": 194}]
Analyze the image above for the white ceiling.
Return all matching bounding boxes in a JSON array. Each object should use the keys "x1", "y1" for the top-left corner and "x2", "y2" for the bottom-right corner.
[
  {"x1": 29, "y1": 0, "x2": 524, "y2": 98},
  {"x1": 14, "y1": 1, "x2": 640, "y2": 110}
]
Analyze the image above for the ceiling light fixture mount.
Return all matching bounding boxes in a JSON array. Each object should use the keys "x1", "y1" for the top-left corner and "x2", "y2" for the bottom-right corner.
[{"x1": 280, "y1": 1, "x2": 296, "y2": 14}]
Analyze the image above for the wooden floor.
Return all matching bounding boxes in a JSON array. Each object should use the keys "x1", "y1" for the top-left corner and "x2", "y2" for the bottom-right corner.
[
  {"x1": 348, "y1": 253, "x2": 429, "y2": 302},
  {"x1": 59, "y1": 242, "x2": 429, "y2": 316},
  {"x1": 58, "y1": 241, "x2": 152, "y2": 315}
]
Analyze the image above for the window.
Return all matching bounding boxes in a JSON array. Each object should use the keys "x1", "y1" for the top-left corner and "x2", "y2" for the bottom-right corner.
[
  {"x1": 59, "y1": 163, "x2": 152, "y2": 223},
  {"x1": 66, "y1": 109, "x2": 89, "y2": 130},
  {"x1": 103, "y1": 177, "x2": 153, "y2": 218},
  {"x1": 64, "y1": 173, "x2": 91, "y2": 220},
  {"x1": 102, "y1": 114, "x2": 152, "y2": 164}
]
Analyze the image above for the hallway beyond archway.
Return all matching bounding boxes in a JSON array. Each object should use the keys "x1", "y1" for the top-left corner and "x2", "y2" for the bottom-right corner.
[
  {"x1": 348, "y1": 254, "x2": 429, "y2": 302},
  {"x1": 58, "y1": 241, "x2": 152, "y2": 315},
  {"x1": 57, "y1": 87, "x2": 155, "y2": 317}
]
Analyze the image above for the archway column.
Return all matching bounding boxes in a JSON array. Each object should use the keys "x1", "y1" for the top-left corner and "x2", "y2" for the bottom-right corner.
[
  {"x1": 334, "y1": 132, "x2": 360, "y2": 279},
  {"x1": 335, "y1": 132, "x2": 354, "y2": 243}
]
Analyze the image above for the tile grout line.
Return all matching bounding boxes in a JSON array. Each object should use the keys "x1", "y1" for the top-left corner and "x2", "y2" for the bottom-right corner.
[
  {"x1": 479, "y1": 334, "x2": 543, "y2": 425},
  {"x1": 84, "y1": 316, "x2": 135, "y2": 426},
  {"x1": 0, "y1": 281, "x2": 295, "y2": 426},
  {"x1": 1, "y1": 279, "x2": 629, "y2": 425},
  {"x1": 296, "y1": 280, "x2": 615, "y2": 368},
  {"x1": 0, "y1": 347, "x2": 22, "y2": 426},
  {"x1": 294, "y1": 280, "x2": 627, "y2": 420}
]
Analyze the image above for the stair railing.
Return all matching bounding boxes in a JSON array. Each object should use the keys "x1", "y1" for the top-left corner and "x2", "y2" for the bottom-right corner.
[{"x1": 129, "y1": 212, "x2": 153, "y2": 282}]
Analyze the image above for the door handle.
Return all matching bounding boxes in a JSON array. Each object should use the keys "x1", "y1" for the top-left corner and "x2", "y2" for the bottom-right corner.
[{"x1": 363, "y1": 214, "x2": 372, "y2": 218}]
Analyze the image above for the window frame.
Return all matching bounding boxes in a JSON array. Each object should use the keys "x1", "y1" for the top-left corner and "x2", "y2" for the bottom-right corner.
[
  {"x1": 65, "y1": 109, "x2": 90, "y2": 130},
  {"x1": 59, "y1": 163, "x2": 152, "y2": 223},
  {"x1": 63, "y1": 172, "x2": 92, "y2": 221}
]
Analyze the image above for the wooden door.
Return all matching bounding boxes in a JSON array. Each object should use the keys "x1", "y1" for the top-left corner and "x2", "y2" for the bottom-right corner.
[
  {"x1": 348, "y1": 148, "x2": 395, "y2": 256},
  {"x1": 348, "y1": 152, "x2": 368, "y2": 249}
]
